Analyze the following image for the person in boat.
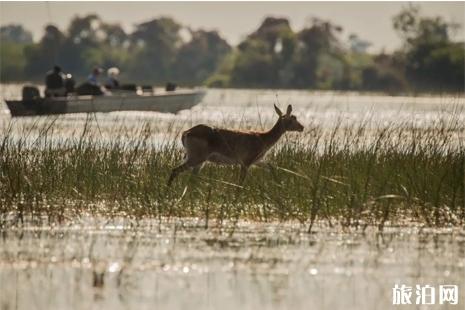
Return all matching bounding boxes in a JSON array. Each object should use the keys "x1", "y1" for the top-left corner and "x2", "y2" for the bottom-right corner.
[
  {"x1": 45, "y1": 65, "x2": 66, "y2": 97},
  {"x1": 104, "y1": 67, "x2": 139, "y2": 92},
  {"x1": 74, "y1": 67, "x2": 105, "y2": 96},
  {"x1": 87, "y1": 67, "x2": 103, "y2": 86},
  {"x1": 105, "y1": 67, "x2": 120, "y2": 90}
]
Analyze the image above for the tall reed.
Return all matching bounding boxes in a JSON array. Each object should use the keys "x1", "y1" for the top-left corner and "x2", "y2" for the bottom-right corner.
[{"x1": 0, "y1": 116, "x2": 463, "y2": 229}]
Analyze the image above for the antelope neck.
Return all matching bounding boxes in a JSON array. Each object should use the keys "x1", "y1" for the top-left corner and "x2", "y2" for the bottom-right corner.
[{"x1": 260, "y1": 118, "x2": 286, "y2": 146}]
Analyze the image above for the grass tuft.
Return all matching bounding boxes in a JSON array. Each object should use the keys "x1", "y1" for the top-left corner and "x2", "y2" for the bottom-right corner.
[{"x1": 1, "y1": 116, "x2": 464, "y2": 229}]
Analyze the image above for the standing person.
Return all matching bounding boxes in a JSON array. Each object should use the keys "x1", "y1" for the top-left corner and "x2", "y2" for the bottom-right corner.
[{"x1": 45, "y1": 65, "x2": 66, "y2": 97}]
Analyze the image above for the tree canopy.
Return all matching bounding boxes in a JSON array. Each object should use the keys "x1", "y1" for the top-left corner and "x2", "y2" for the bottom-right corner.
[
  {"x1": 1, "y1": 14, "x2": 231, "y2": 86},
  {"x1": 208, "y1": 7, "x2": 463, "y2": 93},
  {"x1": 0, "y1": 7, "x2": 463, "y2": 93},
  {"x1": 393, "y1": 5, "x2": 464, "y2": 91}
]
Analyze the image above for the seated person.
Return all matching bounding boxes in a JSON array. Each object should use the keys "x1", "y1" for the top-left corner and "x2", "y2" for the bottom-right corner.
[
  {"x1": 105, "y1": 67, "x2": 120, "y2": 89},
  {"x1": 75, "y1": 67, "x2": 105, "y2": 96},
  {"x1": 45, "y1": 65, "x2": 66, "y2": 97},
  {"x1": 87, "y1": 67, "x2": 103, "y2": 86}
]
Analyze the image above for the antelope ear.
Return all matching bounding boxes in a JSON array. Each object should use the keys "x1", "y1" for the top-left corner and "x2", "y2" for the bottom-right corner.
[
  {"x1": 286, "y1": 104, "x2": 293, "y2": 115},
  {"x1": 274, "y1": 104, "x2": 283, "y2": 116}
]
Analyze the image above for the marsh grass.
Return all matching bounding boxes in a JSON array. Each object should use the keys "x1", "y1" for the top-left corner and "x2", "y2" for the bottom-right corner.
[{"x1": 0, "y1": 115, "x2": 464, "y2": 230}]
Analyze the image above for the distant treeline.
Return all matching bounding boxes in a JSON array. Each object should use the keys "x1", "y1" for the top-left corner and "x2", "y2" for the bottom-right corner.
[{"x1": 1, "y1": 6, "x2": 463, "y2": 93}]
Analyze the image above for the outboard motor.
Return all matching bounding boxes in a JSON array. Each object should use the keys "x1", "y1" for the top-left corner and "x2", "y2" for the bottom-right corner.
[
  {"x1": 22, "y1": 85, "x2": 41, "y2": 100},
  {"x1": 64, "y1": 74, "x2": 75, "y2": 94}
]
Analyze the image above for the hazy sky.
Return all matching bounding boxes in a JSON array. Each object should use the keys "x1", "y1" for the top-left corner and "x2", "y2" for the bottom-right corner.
[{"x1": 1, "y1": 1, "x2": 464, "y2": 52}]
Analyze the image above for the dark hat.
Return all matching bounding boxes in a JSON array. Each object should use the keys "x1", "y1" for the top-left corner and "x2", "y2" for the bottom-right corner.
[
  {"x1": 53, "y1": 65, "x2": 62, "y2": 72},
  {"x1": 93, "y1": 67, "x2": 103, "y2": 75}
]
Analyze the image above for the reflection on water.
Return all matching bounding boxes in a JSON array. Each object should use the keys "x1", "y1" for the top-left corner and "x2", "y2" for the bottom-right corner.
[{"x1": 0, "y1": 219, "x2": 464, "y2": 310}]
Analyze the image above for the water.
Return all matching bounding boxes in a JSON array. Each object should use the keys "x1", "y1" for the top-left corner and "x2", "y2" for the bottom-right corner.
[
  {"x1": 2, "y1": 84, "x2": 464, "y2": 135},
  {"x1": 1, "y1": 84, "x2": 464, "y2": 309},
  {"x1": 1, "y1": 218, "x2": 464, "y2": 310}
]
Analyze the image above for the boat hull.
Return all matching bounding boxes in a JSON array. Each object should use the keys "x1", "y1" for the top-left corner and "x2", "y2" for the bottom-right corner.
[{"x1": 5, "y1": 89, "x2": 206, "y2": 117}]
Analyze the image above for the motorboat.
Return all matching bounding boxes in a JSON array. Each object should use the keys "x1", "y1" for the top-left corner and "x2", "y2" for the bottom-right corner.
[{"x1": 5, "y1": 87, "x2": 206, "y2": 117}]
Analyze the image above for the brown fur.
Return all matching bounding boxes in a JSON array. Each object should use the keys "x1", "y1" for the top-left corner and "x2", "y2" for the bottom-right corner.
[{"x1": 168, "y1": 104, "x2": 304, "y2": 185}]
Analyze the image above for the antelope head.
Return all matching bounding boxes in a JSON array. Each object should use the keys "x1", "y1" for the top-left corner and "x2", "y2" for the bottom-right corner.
[{"x1": 274, "y1": 104, "x2": 304, "y2": 132}]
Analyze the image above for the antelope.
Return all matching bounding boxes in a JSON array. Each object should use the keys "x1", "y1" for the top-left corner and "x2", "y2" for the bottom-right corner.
[{"x1": 168, "y1": 104, "x2": 304, "y2": 186}]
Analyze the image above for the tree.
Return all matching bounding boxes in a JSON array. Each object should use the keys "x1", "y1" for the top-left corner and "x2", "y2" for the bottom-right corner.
[
  {"x1": 0, "y1": 25, "x2": 32, "y2": 80},
  {"x1": 227, "y1": 17, "x2": 297, "y2": 88},
  {"x1": 0, "y1": 41, "x2": 27, "y2": 81},
  {"x1": 61, "y1": 14, "x2": 103, "y2": 75},
  {"x1": 99, "y1": 23, "x2": 128, "y2": 48},
  {"x1": 23, "y1": 24, "x2": 65, "y2": 78},
  {"x1": 0, "y1": 24, "x2": 33, "y2": 44},
  {"x1": 67, "y1": 14, "x2": 101, "y2": 46},
  {"x1": 174, "y1": 30, "x2": 231, "y2": 85},
  {"x1": 348, "y1": 34, "x2": 371, "y2": 54},
  {"x1": 231, "y1": 39, "x2": 277, "y2": 87},
  {"x1": 128, "y1": 17, "x2": 182, "y2": 82},
  {"x1": 393, "y1": 5, "x2": 464, "y2": 92},
  {"x1": 293, "y1": 18, "x2": 344, "y2": 88}
]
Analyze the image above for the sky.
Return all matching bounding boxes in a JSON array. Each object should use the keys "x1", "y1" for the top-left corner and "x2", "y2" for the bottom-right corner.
[{"x1": 1, "y1": 1, "x2": 464, "y2": 53}]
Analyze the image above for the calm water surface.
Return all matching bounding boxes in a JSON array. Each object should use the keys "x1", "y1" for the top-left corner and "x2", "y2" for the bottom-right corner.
[{"x1": 1, "y1": 84, "x2": 464, "y2": 136}]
